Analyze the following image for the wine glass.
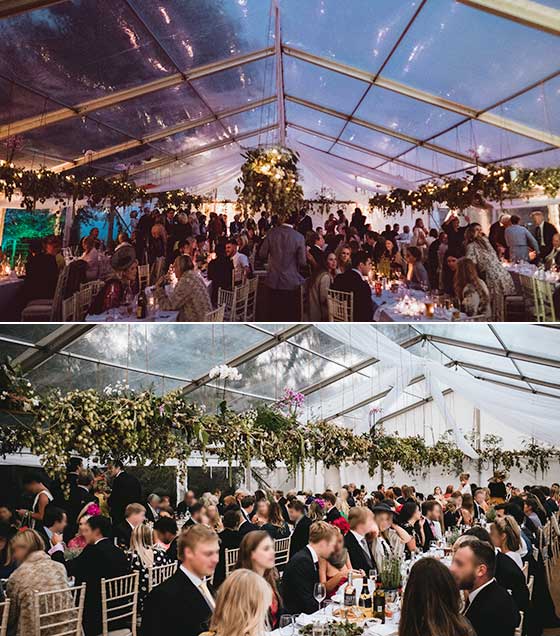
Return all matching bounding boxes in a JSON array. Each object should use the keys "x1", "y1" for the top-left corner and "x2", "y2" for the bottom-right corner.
[
  {"x1": 368, "y1": 568, "x2": 377, "y2": 595},
  {"x1": 313, "y1": 582, "x2": 326, "y2": 614},
  {"x1": 354, "y1": 574, "x2": 363, "y2": 605},
  {"x1": 279, "y1": 615, "x2": 294, "y2": 636}
]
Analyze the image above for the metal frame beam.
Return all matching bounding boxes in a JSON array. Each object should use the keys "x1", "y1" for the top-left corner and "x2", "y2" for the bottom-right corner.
[
  {"x1": 52, "y1": 96, "x2": 276, "y2": 173},
  {"x1": 285, "y1": 94, "x2": 478, "y2": 165},
  {"x1": 181, "y1": 324, "x2": 310, "y2": 396},
  {"x1": 0, "y1": 0, "x2": 66, "y2": 18},
  {"x1": 287, "y1": 123, "x2": 440, "y2": 177},
  {"x1": 283, "y1": 46, "x2": 560, "y2": 149},
  {"x1": 457, "y1": 0, "x2": 560, "y2": 36},
  {"x1": 0, "y1": 47, "x2": 274, "y2": 141},
  {"x1": 12, "y1": 325, "x2": 94, "y2": 374},
  {"x1": 125, "y1": 124, "x2": 277, "y2": 177},
  {"x1": 456, "y1": 361, "x2": 560, "y2": 392}
]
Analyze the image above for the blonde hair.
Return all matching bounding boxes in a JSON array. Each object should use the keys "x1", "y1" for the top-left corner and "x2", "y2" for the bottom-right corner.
[
  {"x1": 309, "y1": 520, "x2": 338, "y2": 544},
  {"x1": 208, "y1": 569, "x2": 272, "y2": 636},
  {"x1": 348, "y1": 506, "x2": 372, "y2": 530},
  {"x1": 177, "y1": 525, "x2": 218, "y2": 560},
  {"x1": 493, "y1": 515, "x2": 521, "y2": 552},
  {"x1": 11, "y1": 528, "x2": 45, "y2": 558},
  {"x1": 130, "y1": 524, "x2": 155, "y2": 568},
  {"x1": 125, "y1": 503, "x2": 146, "y2": 519}
]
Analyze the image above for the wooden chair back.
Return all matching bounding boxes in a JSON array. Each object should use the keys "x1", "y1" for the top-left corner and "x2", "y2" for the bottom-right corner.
[
  {"x1": 151, "y1": 257, "x2": 166, "y2": 285},
  {"x1": 244, "y1": 277, "x2": 259, "y2": 321},
  {"x1": 225, "y1": 548, "x2": 239, "y2": 578},
  {"x1": 274, "y1": 537, "x2": 291, "y2": 568},
  {"x1": 534, "y1": 278, "x2": 557, "y2": 322},
  {"x1": 217, "y1": 288, "x2": 234, "y2": 321},
  {"x1": 32, "y1": 584, "x2": 85, "y2": 636},
  {"x1": 137, "y1": 264, "x2": 150, "y2": 290},
  {"x1": 148, "y1": 562, "x2": 178, "y2": 593},
  {"x1": 0, "y1": 599, "x2": 10, "y2": 636},
  {"x1": 75, "y1": 286, "x2": 93, "y2": 321},
  {"x1": 518, "y1": 274, "x2": 537, "y2": 320},
  {"x1": 205, "y1": 305, "x2": 226, "y2": 322},
  {"x1": 327, "y1": 289, "x2": 353, "y2": 322},
  {"x1": 61, "y1": 295, "x2": 77, "y2": 322},
  {"x1": 100, "y1": 572, "x2": 139, "y2": 636}
]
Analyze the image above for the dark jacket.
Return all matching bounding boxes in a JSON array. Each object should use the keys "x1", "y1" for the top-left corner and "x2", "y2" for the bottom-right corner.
[
  {"x1": 66, "y1": 538, "x2": 130, "y2": 636},
  {"x1": 344, "y1": 531, "x2": 375, "y2": 571},
  {"x1": 113, "y1": 521, "x2": 133, "y2": 549},
  {"x1": 281, "y1": 547, "x2": 319, "y2": 615},
  {"x1": 325, "y1": 507, "x2": 342, "y2": 523},
  {"x1": 108, "y1": 471, "x2": 142, "y2": 526},
  {"x1": 464, "y1": 579, "x2": 520, "y2": 636},
  {"x1": 495, "y1": 550, "x2": 530, "y2": 612},
  {"x1": 262, "y1": 522, "x2": 291, "y2": 540},
  {"x1": 332, "y1": 269, "x2": 373, "y2": 321},
  {"x1": 214, "y1": 528, "x2": 241, "y2": 587},
  {"x1": 290, "y1": 516, "x2": 312, "y2": 558},
  {"x1": 238, "y1": 519, "x2": 259, "y2": 537},
  {"x1": 141, "y1": 568, "x2": 214, "y2": 636}
]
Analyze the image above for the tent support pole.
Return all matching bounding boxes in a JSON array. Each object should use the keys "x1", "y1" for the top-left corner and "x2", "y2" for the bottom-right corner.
[{"x1": 274, "y1": 0, "x2": 286, "y2": 146}]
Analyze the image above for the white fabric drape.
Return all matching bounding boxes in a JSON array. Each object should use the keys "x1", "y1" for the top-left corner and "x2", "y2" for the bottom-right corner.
[{"x1": 315, "y1": 324, "x2": 560, "y2": 451}]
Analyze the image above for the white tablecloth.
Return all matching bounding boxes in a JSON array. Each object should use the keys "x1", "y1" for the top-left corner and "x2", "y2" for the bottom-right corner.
[
  {"x1": 0, "y1": 275, "x2": 24, "y2": 320},
  {"x1": 372, "y1": 288, "x2": 467, "y2": 322},
  {"x1": 85, "y1": 309, "x2": 179, "y2": 322}
]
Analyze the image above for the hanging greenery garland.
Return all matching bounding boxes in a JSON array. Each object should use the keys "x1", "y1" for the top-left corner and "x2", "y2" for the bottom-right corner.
[
  {"x1": 369, "y1": 165, "x2": 560, "y2": 217},
  {"x1": 235, "y1": 146, "x2": 304, "y2": 221},
  {"x1": 1, "y1": 361, "x2": 558, "y2": 483}
]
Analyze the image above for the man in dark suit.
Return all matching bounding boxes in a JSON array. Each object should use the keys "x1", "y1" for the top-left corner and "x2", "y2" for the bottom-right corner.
[
  {"x1": 531, "y1": 211, "x2": 558, "y2": 259},
  {"x1": 176, "y1": 489, "x2": 197, "y2": 517},
  {"x1": 287, "y1": 499, "x2": 312, "y2": 558},
  {"x1": 322, "y1": 492, "x2": 341, "y2": 523},
  {"x1": 282, "y1": 521, "x2": 338, "y2": 615},
  {"x1": 451, "y1": 538, "x2": 520, "y2": 636},
  {"x1": 297, "y1": 210, "x2": 313, "y2": 236},
  {"x1": 275, "y1": 490, "x2": 290, "y2": 524},
  {"x1": 332, "y1": 250, "x2": 373, "y2": 322},
  {"x1": 344, "y1": 507, "x2": 375, "y2": 572},
  {"x1": 113, "y1": 503, "x2": 146, "y2": 549},
  {"x1": 106, "y1": 460, "x2": 142, "y2": 526},
  {"x1": 142, "y1": 525, "x2": 220, "y2": 636},
  {"x1": 66, "y1": 515, "x2": 130, "y2": 636},
  {"x1": 420, "y1": 500, "x2": 444, "y2": 551},
  {"x1": 473, "y1": 489, "x2": 486, "y2": 520},
  {"x1": 65, "y1": 470, "x2": 98, "y2": 543},
  {"x1": 153, "y1": 517, "x2": 178, "y2": 561},
  {"x1": 465, "y1": 527, "x2": 529, "y2": 613},
  {"x1": 214, "y1": 510, "x2": 242, "y2": 587},
  {"x1": 38, "y1": 505, "x2": 67, "y2": 565},
  {"x1": 145, "y1": 493, "x2": 160, "y2": 523},
  {"x1": 238, "y1": 495, "x2": 258, "y2": 536}
]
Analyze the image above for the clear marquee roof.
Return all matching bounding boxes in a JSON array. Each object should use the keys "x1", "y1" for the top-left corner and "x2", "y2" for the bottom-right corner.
[
  {"x1": 1, "y1": 0, "x2": 559, "y2": 193},
  {"x1": 1, "y1": 323, "x2": 559, "y2": 449}
]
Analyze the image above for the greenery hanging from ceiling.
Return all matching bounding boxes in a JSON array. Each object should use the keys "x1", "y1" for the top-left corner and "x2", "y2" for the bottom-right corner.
[
  {"x1": 235, "y1": 146, "x2": 304, "y2": 221},
  {"x1": 0, "y1": 360, "x2": 557, "y2": 482},
  {"x1": 369, "y1": 165, "x2": 560, "y2": 216}
]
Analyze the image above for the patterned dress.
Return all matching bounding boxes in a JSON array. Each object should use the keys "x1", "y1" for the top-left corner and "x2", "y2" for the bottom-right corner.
[
  {"x1": 155, "y1": 270, "x2": 213, "y2": 321},
  {"x1": 465, "y1": 237, "x2": 515, "y2": 320},
  {"x1": 127, "y1": 548, "x2": 171, "y2": 614}
]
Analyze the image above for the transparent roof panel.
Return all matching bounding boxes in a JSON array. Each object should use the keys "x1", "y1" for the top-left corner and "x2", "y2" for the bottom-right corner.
[
  {"x1": 505, "y1": 147, "x2": 560, "y2": 169},
  {"x1": 0, "y1": 78, "x2": 59, "y2": 127},
  {"x1": 0, "y1": 0, "x2": 174, "y2": 105},
  {"x1": 150, "y1": 120, "x2": 226, "y2": 155},
  {"x1": 126, "y1": 0, "x2": 274, "y2": 73},
  {"x1": 383, "y1": 0, "x2": 560, "y2": 110},
  {"x1": 330, "y1": 145, "x2": 386, "y2": 171},
  {"x1": 280, "y1": 0, "x2": 422, "y2": 72},
  {"x1": 355, "y1": 86, "x2": 464, "y2": 140},
  {"x1": 221, "y1": 102, "x2": 277, "y2": 137},
  {"x1": 286, "y1": 126, "x2": 333, "y2": 151},
  {"x1": 0, "y1": 325, "x2": 61, "y2": 344},
  {"x1": 493, "y1": 325, "x2": 560, "y2": 364},
  {"x1": 190, "y1": 58, "x2": 276, "y2": 112},
  {"x1": 283, "y1": 56, "x2": 367, "y2": 114},
  {"x1": 393, "y1": 145, "x2": 470, "y2": 176},
  {"x1": 285, "y1": 101, "x2": 344, "y2": 137},
  {"x1": 339, "y1": 122, "x2": 415, "y2": 158}
]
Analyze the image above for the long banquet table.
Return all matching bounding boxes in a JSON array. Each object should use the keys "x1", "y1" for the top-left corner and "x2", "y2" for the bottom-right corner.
[
  {"x1": 85, "y1": 309, "x2": 179, "y2": 322},
  {"x1": 372, "y1": 288, "x2": 467, "y2": 322}
]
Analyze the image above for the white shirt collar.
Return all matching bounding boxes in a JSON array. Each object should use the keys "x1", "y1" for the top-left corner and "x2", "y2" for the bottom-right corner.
[
  {"x1": 307, "y1": 544, "x2": 319, "y2": 564},
  {"x1": 352, "y1": 268, "x2": 364, "y2": 278},
  {"x1": 44, "y1": 526, "x2": 53, "y2": 540},
  {"x1": 78, "y1": 485, "x2": 89, "y2": 492},
  {"x1": 351, "y1": 530, "x2": 365, "y2": 544},
  {"x1": 468, "y1": 577, "x2": 495, "y2": 604},
  {"x1": 180, "y1": 565, "x2": 205, "y2": 588},
  {"x1": 94, "y1": 537, "x2": 109, "y2": 545}
]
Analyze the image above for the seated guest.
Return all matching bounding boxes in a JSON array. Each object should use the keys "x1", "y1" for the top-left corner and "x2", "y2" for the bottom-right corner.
[
  {"x1": 153, "y1": 516, "x2": 178, "y2": 559},
  {"x1": 0, "y1": 522, "x2": 16, "y2": 579},
  {"x1": 287, "y1": 499, "x2": 312, "y2": 558},
  {"x1": 334, "y1": 242, "x2": 352, "y2": 274},
  {"x1": 145, "y1": 493, "x2": 160, "y2": 523},
  {"x1": 235, "y1": 531, "x2": 282, "y2": 629},
  {"x1": 523, "y1": 495, "x2": 544, "y2": 530},
  {"x1": 282, "y1": 521, "x2": 338, "y2": 615},
  {"x1": 454, "y1": 257, "x2": 491, "y2": 318},
  {"x1": 460, "y1": 493, "x2": 475, "y2": 526},
  {"x1": 490, "y1": 516, "x2": 524, "y2": 571},
  {"x1": 200, "y1": 569, "x2": 272, "y2": 636},
  {"x1": 68, "y1": 503, "x2": 100, "y2": 551},
  {"x1": 22, "y1": 238, "x2": 59, "y2": 302},
  {"x1": 371, "y1": 503, "x2": 411, "y2": 566},
  {"x1": 544, "y1": 232, "x2": 560, "y2": 269},
  {"x1": 185, "y1": 502, "x2": 208, "y2": 527},
  {"x1": 207, "y1": 241, "x2": 233, "y2": 306},
  {"x1": 90, "y1": 245, "x2": 138, "y2": 314},
  {"x1": 419, "y1": 500, "x2": 443, "y2": 551},
  {"x1": 331, "y1": 250, "x2": 373, "y2": 321},
  {"x1": 464, "y1": 527, "x2": 529, "y2": 614},
  {"x1": 473, "y1": 489, "x2": 488, "y2": 519},
  {"x1": 399, "y1": 557, "x2": 473, "y2": 636},
  {"x1": 405, "y1": 246, "x2": 430, "y2": 290},
  {"x1": 115, "y1": 231, "x2": 132, "y2": 250},
  {"x1": 114, "y1": 502, "x2": 146, "y2": 549},
  {"x1": 322, "y1": 492, "x2": 341, "y2": 523},
  {"x1": 214, "y1": 509, "x2": 242, "y2": 587},
  {"x1": 6, "y1": 529, "x2": 70, "y2": 636},
  {"x1": 142, "y1": 525, "x2": 220, "y2": 636},
  {"x1": 451, "y1": 538, "x2": 520, "y2": 636},
  {"x1": 37, "y1": 505, "x2": 67, "y2": 564},
  {"x1": 320, "y1": 526, "x2": 355, "y2": 597},
  {"x1": 308, "y1": 252, "x2": 337, "y2": 321},
  {"x1": 441, "y1": 250, "x2": 459, "y2": 296},
  {"x1": 206, "y1": 504, "x2": 223, "y2": 533},
  {"x1": 66, "y1": 515, "x2": 130, "y2": 636},
  {"x1": 80, "y1": 236, "x2": 100, "y2": 281},
  {"x1": 177, "y1": 489, "x2": 197, "y2": 517},
  {"x1": 252, "y1": 500, "x2": 290, "y2": 539},
  {"x1": 374, "y1": 237, "x2": 404, "y2": 272},
  {"x1": 344, "y1": 507, "x2": 376, "y2": 572},
  {"x1": 128, "y1": 524, "x2": 170, "y2": 613},
  {"x1": 396, "y1": 501, "x2": 421, "y2": 557}
]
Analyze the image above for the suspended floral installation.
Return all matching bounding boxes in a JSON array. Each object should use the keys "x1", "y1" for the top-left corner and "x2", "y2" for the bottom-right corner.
[
  {"x1": 369, "y1": 165, "x2": 560, "y2": 216},
  {"x1": 1, "y1": 361, "x2": 558, "y2": 484},
  {"x1": 235, "y1": 146, "x2": 304, "y2": 221}
]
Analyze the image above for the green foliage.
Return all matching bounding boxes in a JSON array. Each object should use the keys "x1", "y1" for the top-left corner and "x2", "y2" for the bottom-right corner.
[
  {"x1": 235, "y1": 146, "x2": 304, "y2": 221},
  {"x1": 127, "y1": 465, "x2": 177, "y2": 504},
  {"x1": 1, "y1": 209, "x2": 56, "y2": 261},
  {"x1": 155, "y1": 190, "x2": 205, "y2": 211},
  {"x1": 369, "y1": 166, "x2": 560, "y2": 216},
  {"x1": 378, "y1": 555, "x2": 403, "y2": 590},
  {"x1": 301, "y1": 622, "x2": 364, "y2": 636}
]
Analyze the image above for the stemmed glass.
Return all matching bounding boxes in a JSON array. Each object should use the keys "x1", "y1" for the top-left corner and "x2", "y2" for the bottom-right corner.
[
  {"x1": 279, "y1": 615, "x2": 295, "y2": 635},
  {"x1": 354, "y1": 574, "x2": 363, "y2": 605},
  {"x1": 313, "y1": 582, "x2": 326, "y2": 615},
  {"x1": 367, "y1": 568, "x2": 377, "y2": 596}
]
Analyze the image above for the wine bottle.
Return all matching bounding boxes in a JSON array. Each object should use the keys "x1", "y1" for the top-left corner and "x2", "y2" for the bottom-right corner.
[
  {"x1": 344, "y1": 571, "x2": 355, "y2": 607},
  {"x1": 373, "y1": 584, "x2": 385, "y2": 624},
  {"x1": 137, "y1": 284, "x2": 147, "y2": 319}
]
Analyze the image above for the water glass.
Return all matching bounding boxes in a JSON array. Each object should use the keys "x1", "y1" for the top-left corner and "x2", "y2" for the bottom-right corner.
[{"x1": 279, "y1": 615, "x2": 295, "y2": 636}]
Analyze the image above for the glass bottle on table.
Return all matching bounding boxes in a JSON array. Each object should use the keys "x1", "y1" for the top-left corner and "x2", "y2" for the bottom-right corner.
[
  {"x1": 137, "y1": 284, "x2": 147, "y2": 319},
  {"x1": 373, "y1": 583, "x2": 385, "y2": 624},
  {"x1": 344, "y1": 570, "x2": 355, "y2": 608}
]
